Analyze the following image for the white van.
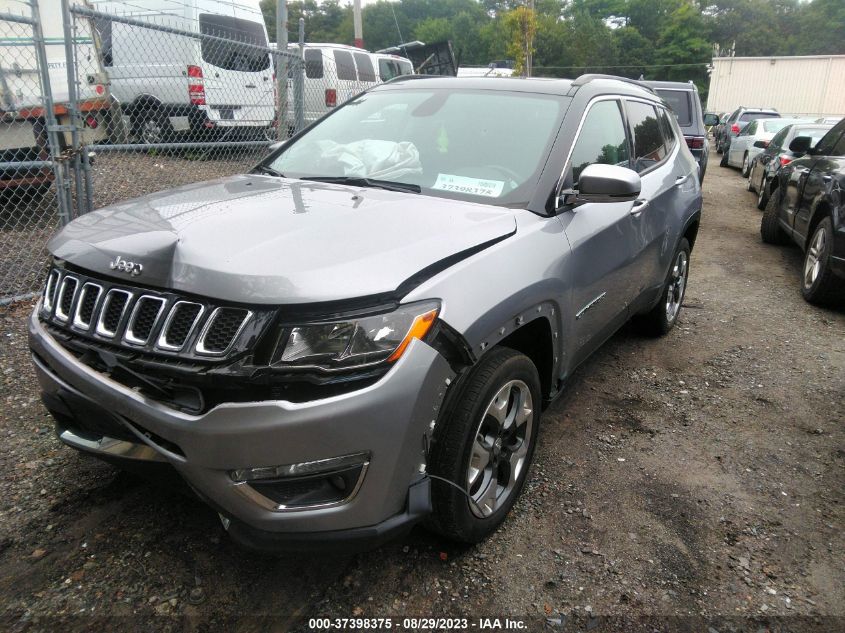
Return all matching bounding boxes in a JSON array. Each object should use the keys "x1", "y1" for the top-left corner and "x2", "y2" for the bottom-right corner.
[
  {"x1": 0, "y1": 0, "x2": 109, "y2": 196},
  {"x1": 373, "y1": 53, "x2": 414, "y2": 81},
  {"x1": 282, "y1": 44, "x2": 391, "y2": 130},
  {"x1": 91, "y1": 0, "x2": 274, "y2": 142}
]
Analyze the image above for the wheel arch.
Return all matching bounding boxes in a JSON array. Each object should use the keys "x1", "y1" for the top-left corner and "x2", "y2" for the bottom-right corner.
[
  {"x1": 128, "y1": 94, "x2": 165, "y2": 114},
  {"x1": 805, "y1": 199, "x2": 833, "y2": 250},
  {"x1": 495, "y1": 317, "x2": 555, "y2": 403}
]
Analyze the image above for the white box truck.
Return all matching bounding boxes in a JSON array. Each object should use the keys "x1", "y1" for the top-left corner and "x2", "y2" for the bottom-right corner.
[{"x1": 0, "y1": 0, "x2": 110, "y2": 197}]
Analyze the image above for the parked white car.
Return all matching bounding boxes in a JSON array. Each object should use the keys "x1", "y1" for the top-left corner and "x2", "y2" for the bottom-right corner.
[
  {"x1": 91, "y1": 0, "x2": 275, "y2": 143},
  {"x1": 725, "y1": 117, "x2": 808, "y2": 176}
]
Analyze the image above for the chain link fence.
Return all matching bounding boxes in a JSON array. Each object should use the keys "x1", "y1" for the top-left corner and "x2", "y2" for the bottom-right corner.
[
  {"x1": 0, "y1": 0, "x2": 63, "y2": 303},
  {"x1": 1, "y1": 0, "x2": 396, "y2": 303}
]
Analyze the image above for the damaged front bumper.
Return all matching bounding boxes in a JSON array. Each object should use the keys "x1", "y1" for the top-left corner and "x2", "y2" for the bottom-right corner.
[{"x1": 28, "y1": 310, "x2": 455, "y2": 550}]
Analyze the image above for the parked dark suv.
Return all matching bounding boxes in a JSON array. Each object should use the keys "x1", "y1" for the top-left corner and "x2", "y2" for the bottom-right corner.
[
  {"x1": 644, "y1": 80, "x2": 708, "y2": 181},
  {"x1": 761, "y1": 117, "x2": 845, "y2": 305},
  {"x1": 29, "y1": 75, "x2": 702, "y2": 550},
  {"x1": 716, "y1": 106, "x2": 780, "y2": 155}
]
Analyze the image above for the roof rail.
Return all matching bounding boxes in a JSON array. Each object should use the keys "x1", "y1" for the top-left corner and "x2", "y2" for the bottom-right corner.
[{"x1": 568, "y1": 73, "x2": 657, "y2": 95}]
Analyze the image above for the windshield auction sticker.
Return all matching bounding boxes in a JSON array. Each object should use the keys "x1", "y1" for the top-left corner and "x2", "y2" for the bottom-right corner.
[{"x1": 432, "y1": 174, "x2": 505, "y2": 197}]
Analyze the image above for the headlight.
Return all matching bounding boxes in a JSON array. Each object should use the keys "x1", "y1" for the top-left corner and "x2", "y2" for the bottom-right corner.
[{"x1": 271, "y1": 301, "x2": 440, "y2": 371}]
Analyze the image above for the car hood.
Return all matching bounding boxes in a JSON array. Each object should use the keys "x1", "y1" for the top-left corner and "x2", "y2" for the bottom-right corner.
[{"x1": 49, "y1": 175, "x2": 517, "y2": 305}]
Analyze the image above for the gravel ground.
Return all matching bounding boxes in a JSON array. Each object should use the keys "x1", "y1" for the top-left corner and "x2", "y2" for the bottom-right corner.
[{"x1": 0, "y1": 157, "x2": 843, "y2": 632}]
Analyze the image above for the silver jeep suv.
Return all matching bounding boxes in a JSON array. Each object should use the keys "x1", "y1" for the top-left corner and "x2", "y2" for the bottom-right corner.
[{"x1": 29, "y1": 75, "x2": 702, "y2": 550}]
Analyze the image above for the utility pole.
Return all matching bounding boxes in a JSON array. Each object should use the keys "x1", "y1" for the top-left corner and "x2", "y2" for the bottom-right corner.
[
  {"x1": 526, "y1": 0, "x2": 534, "y2": 77},
  {"x1": 353, "y1": 0, "x2": 363, "y2": 48},
  {"x1": 276, "y1": 0, "x2": 288, "y2": 140}
]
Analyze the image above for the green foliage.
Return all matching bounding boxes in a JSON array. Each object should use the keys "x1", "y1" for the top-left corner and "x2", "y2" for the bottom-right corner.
[
  {"x1": 503, "y1": 6, "x2": 537, "y2": 75},
  {"x1": 260, "y1": 0, "x2": 844, "y2": 88}
]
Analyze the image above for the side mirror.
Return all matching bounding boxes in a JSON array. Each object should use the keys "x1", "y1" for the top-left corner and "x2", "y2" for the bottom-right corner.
[
  {"x1": 788, "y1": 136, "x2": 812, "y2": 154},
  {"x1": 703, "y1": 113, "x2": 719, "y2": 126},
  {"x1": 560, "y1": 164, "x2": 641, "y2": 207},
  {"x1": 753, "y1": 140, "x2": 769, "y2": 149}
]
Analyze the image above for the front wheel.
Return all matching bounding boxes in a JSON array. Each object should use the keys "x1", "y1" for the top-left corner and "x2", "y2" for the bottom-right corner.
[
  {"x1": 634, "y1": 238, "x2": 690, "y2": 336},
  {"x1": 720, "y1": 148, "x2": 729, "y2": 167},
  {"x1": 801, "y1": 217, "x2": 844, "y2": 306},
  {"x1": 427, "y1": 347, "x2": 541, "y2": 543}
]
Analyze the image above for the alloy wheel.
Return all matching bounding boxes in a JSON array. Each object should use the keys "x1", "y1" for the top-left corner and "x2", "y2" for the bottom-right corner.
[
  {"x1": 665, "y1": 250, "x2": 688, "y2": 322},
  {"x1": 803, "y1": 226, "x2": 826, "y2": 289},
  {"x1": 140, "y1": 118, "x2": 163, "y2": 144},
  {"x1": 467, "y1": 380, "x2": 534, "y2": 518}
]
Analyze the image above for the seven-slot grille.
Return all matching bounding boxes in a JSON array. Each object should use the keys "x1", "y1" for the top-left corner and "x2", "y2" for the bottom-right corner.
[{"x1": 40, "y1": 268, "x2": 252, "y2": 358}]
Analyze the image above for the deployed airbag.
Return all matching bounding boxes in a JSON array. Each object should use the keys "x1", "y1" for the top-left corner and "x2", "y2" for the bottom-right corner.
[{"x1": 315, "y1": 140, "x2": 423, "y2": 181}]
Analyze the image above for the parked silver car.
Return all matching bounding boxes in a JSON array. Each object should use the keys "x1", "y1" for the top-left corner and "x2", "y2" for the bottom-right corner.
[
  {"x1": 29, "y1": 75, "x2": 702, "y2": 550},
  {"x1": 722, "y1": 117, "x2": 808, "y2": 175}
]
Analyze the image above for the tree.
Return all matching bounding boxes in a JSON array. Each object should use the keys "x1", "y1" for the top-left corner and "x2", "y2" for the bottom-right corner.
[{"x1": 503, "y1": 6, "x2": 538, "y2": 75}]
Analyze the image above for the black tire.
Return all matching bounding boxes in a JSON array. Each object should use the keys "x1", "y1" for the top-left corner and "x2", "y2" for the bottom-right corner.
[
  {"x1": 756, "y1": 178, "x2": 769, "y2": 210},
  {"x1": 719, "y1": 148, "x2": 729, "y2": 167},
  {"x1": 634, "y1": 238, "x2": 691, "y2": 336},
  {"x1": 715, "y1": 137, "x2": 723, "y2": 154},
  {"x1": 801, "y1": 217, "x2": 845, "y2": 306},
  {"x1": 746, "y1": 170, "x2": 755, "y2": 192},
  {"x1": 741, "y1": 153, "x2": 751, "y2": 177},
  {"x1": 426, "y1": 347, "x2": 541, "y2": 543},
  {"x1": 760, "y1": 188, "x2": 789, "y2": 245}
]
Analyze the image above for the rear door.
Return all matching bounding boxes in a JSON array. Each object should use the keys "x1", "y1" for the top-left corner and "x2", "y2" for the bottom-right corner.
[
  {"x1": 781, "y1": 123, "x2": 844, "y2": 238},
  {"x1": 625, "y1": 99, "x2": 690, "y2": 297},
  {"x1": 198, "y1": 12, "x2": 274, "y2": 129},
  {"x1": 558, "y1": 98, "x2": 640, "y2": 364},
  {"x1": 332, "y1": 49, "x2": 361, "y2": 105}
]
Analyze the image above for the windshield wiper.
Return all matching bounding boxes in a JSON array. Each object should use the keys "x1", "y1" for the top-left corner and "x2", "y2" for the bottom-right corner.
[
  {"x1": 252, "y1": 165, "x2": 284, "y2": 177},
  {"x1": 300, "y1": 176, "x2": 421, "y2": 194}
]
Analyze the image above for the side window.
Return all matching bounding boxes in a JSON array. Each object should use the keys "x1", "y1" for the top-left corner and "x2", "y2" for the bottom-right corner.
[
  {"x1": 813, "y1": 127, "x2": 842, "y2": 156},
  {"x1": 333, "y1": 50, "x2": 357, "y2": 81},
  {"x1": 304, "y1": 49, "x2": 324, "y2": 79},
  {"x1": 657, "y1": 107, "x2": 676, "y2": 153},
  {"x1": 378, "y1": 59, "x2": 396, "y2": 81},
  {"x1": 744, "y1": 121, "x2": 757, "y2": 136},
  {"x1": 832, "y1": 132, "x2": 845, "y2": 157},
  {"x1": 769, "y1": 127, "x2": 789, "y2": 150},
  {"x1": 569, "y1": 100, "x2": 630, "y2": 181},
  {"x1": 627, "y1": 101, "x2": 667, "y2": 173},
  {"x1": 353, "y1": 52, "x2": 376, "y2": 82},
  {"x1": 398, "y1": 60, "x2": 413, "y2": 75}
]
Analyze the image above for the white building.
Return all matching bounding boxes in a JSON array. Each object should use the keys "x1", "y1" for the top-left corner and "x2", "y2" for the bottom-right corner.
[{"x1": 706, "y1": 54, "x2": 845, "y2": 118}]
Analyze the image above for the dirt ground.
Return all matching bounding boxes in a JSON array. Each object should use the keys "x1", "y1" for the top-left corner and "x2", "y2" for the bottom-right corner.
[{"x1": 0, "y1": 156, "x2": 842, "y2": 632}]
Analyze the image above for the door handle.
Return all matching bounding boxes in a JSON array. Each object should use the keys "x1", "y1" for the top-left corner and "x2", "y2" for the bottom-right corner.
[
  {"x1": 675, "y1": 174, "x2": 689, "y2": 186},
  {"x1": 630, "y1": 198, "x2": 649, "y2": 215}
]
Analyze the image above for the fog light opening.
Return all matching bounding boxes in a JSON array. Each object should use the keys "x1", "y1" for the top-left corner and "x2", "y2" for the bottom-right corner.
[{"x1": 230, "y1": 452, "x2": 370, "y2": 512}]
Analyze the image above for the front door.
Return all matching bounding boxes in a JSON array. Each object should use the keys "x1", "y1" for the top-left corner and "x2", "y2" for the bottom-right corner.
[{"x1": 557, "y1": 98, "x2": 641, "y2": 367}]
